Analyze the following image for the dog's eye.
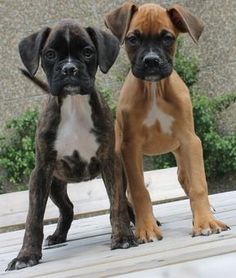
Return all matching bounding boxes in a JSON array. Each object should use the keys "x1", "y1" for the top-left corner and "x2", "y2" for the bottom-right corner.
[
  {"x1": 127, "y1": 35, "x2": 140, "y2": 46},
  {"x1": 83, "y1": 47, "x2": 94, "y2": 59},
  {"x1": 45, "y1": 50, "x2": 57, "y2": 60},
  {"x1": 162, "y1": 34, "x2": 175, "y2": 47}
]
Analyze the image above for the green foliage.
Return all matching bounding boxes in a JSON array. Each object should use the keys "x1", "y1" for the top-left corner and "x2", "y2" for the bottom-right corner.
[
  {"x1": 174, "y1": 38, "x2": 200, "y2": 88},
  {"x1": 192, "y1": 93, "x2": 236, "y2": 178},
  {"x1": 151, "y1": 153, "x2": 176, "y2": 171},
  {"x1": 0, "y1": 110, "x2": 39, "y2": 192},
  {"x1": 99, "y1": 87, "x2": 117, "y2": 118}
]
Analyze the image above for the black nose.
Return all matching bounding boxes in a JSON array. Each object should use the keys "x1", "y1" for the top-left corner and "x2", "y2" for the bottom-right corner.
[
  {"x1": 62, "y1": 63, "x2": 78, "y2": 76},
  {"x1": 143, "y1": 54, "x2": 162, "y2": 69}
]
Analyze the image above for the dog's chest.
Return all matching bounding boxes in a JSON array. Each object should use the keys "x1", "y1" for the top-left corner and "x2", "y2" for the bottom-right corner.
[
  {"x1": 55, "y1": 95, "x2": 99, "y2": 162},
  {"x1": 143, "y1": 84, "x2": 174, "y2": 135}
]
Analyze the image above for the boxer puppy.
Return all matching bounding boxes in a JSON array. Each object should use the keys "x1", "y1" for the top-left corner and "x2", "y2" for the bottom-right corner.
[
  {"x1": 6, "y1": 19, "x2": 136, "y2": 271},
  {"x1": 105, "y1": 2, "x2": 229, "y2": 243}
]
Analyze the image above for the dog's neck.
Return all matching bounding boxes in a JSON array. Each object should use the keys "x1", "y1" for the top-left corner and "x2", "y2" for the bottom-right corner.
[
  {"x1": 59, "y1": 94, "x2": 92, "y2": 120},
  {"x1": 128, "y1": 70, "x2": 177, "y2": 101}
]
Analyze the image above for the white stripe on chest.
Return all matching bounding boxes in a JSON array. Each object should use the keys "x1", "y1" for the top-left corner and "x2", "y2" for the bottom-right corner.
[
  {"x1": 55, "y1": 95, "x2": 99, "y2": 162},
  {"x1": 143, "y1": 83, "x2": 174, "y2": 135}
]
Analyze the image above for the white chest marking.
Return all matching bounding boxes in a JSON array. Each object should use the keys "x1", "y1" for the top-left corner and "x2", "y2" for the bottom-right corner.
[
  {"x1": 55, "y1": 95, "x2": 99, "y2": 162},
  {"x1": 143, "y1": 83, "x2": 174, "y2": 135}
]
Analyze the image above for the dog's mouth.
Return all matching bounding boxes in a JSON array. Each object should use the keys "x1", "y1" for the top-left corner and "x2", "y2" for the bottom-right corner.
[
  {"x1": 50, "y1": 74, "x2": 93, "y2": 96},
  {"x1": 144, "y1": 75, "x2": 162, "y2": 82},
  {"x1": 131, "y1": 54, "x2": 173, "y2": 82},
  {"x1": 132, "y1": 66, "x2": 173, "y2": 82},
  {"x1": 63, "y1": 85, "x2": 81, "y2": 95}
]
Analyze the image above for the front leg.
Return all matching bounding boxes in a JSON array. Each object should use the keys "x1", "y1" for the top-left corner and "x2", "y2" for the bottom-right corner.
[
  {"x1": 121, "y1": 141, "x2": 162, "y2": 243},
  {"x1": 6, "y1": 98, "x2": 60, "y2": 271},
  {"x1": 175, "y1": 135, "x2": 229, "y2": 236},
  {"x1": 101, "y1": 152, "x2": 137, "y2": 249},
  {"x1": 6, "y1": 163, "x2": 55, "y2": 271}
]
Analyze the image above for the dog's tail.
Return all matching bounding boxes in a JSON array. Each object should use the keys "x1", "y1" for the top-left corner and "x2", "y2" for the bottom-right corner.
[{"x1": 19, "y1": 68, "x2": 49, "y2": 93}]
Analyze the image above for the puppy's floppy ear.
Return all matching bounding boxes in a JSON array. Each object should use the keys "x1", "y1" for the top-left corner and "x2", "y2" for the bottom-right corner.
[
  {"x1": 19, "y1": 27, "x2": 51, "y2": 76},
  {"x1": 86, "y1": 27, "x2": 120, "y2": 74},
  {"x1": 167, "y1": 4, "x2": 204, "y2": 43},
  {"x1": 104, "y1": 1, "x2": 138, "y2": 44}
]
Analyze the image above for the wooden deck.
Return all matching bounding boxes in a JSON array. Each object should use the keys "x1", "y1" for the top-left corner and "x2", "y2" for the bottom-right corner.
[
  {"x1": 0, "y1": 190, "x2": 236, "y2": 277},
  {"x1": 0, "y1": 168, "x2": 185, "y2": 233}
]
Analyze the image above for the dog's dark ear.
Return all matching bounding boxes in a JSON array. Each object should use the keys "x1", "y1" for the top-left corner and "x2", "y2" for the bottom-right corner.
[
  {"x1": 167, "y1": 4, "x2": 204, "y2": 43},
  {"x1": 19, "y1": 27, "x2": 51, "y2": 76},
  {"x1": 86, "y1": 27, "x2": 120, "y2": 74},
  {"x1": 104, "y1": 1, "x2": 138, "y2": 44}
]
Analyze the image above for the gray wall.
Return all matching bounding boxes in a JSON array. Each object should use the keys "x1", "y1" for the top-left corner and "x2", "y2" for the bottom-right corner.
[{"x1": 0, "y1": 0, "x2": 235, "y2": 133}]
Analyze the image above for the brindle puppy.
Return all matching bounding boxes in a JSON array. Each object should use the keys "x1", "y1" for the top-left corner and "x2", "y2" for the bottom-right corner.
[{"x1": 6, "y1": 19, "x2": 136, "y2": 271}]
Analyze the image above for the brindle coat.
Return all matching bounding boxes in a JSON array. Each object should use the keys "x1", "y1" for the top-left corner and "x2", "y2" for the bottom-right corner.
[{"x1": 6, "y1": 20, "x2": 136, "y2": 271}]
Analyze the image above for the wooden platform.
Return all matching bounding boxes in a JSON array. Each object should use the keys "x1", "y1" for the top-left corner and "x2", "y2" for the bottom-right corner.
[
  {"x1": 0, "y1": 191, "x2": 236, "y2": 277},
  {"x1": 0, "y1": 168, "x2": 185, "y2": 233}
]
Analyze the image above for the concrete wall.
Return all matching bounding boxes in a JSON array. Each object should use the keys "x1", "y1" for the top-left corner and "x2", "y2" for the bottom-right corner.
[{"x1": 0, "y1": 0, "x2": 235, "y2": 133}]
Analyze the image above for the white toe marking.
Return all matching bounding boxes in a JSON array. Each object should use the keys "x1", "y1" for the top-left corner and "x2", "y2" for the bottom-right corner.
[
  {"x1": 201, "y1": 228, "x2": 212, "y2": 236},
  {"x1": 149, "y1": 236, "x2": 159, "y2": 242},
  {"x1": 143, "y1": 83, "x2": 174, "y2": 135}
]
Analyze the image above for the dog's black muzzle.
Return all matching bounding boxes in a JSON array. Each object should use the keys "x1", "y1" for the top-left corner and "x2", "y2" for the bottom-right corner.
[
  {"x1": 49, "y1": 60, "x2": 92, "y2": 96},
  {"x1": 132, "y1": 51, "x2": 173, "y2": 82},
  {"x1": 60, "y1": 61, "x2": 81, "y2": 95}
]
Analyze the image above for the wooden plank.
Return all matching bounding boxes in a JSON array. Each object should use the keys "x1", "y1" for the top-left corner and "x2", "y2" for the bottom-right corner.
[
  {"x1": 0, "y1": 192, "x2": 235, "y2": 277},
  {"x1": 0, "y1": 167, "x2": 185, "y2": 233},
  {"x1": 2, "y1": 225, "x2": 235, "y2": 277},
  {"x1": 33, "y1": 227, "x2": 236, "y2": 277},
  {"x1": 115, "y1": 252, "x2": 236, "y2": 278},
  {"x1": 1, "y1": 191, "x2": 235, "y2": 246},
  {"x1": 0, "y1": 191, "x2": 235, "y2": 245}
]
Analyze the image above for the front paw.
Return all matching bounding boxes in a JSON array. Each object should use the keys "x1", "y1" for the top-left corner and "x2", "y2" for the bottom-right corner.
[
  {"x1": 44, "y1": 234, "x2": 67, "y2": 246},
  {"x1": 6, "y1": 254, "x2": 40, "y2": 271},
  {"x1": 111, "y1": 227, "x2": 138, "y2": 250},
  {"x1": 135, "y1": 217, "x2": 163, "y2": 244},
  {"x1": 192, "y1": 216, "x2": 230, "y2": 237},
  {"x1": 127, "y1": 203, "x2": 161, "y2": 227}
]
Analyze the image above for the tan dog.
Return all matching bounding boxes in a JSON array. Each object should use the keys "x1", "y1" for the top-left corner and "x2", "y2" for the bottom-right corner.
[{"x1": 105, "y1": 1, "x2": 229, "y2": 243}]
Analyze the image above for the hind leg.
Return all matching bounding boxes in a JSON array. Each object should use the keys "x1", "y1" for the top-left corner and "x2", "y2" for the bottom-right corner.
[{"x1": 45, "y1": 177, "x2": 74, "y2": 246}]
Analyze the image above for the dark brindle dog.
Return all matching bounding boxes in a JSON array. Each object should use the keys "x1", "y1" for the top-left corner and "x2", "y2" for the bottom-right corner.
[{"x1": 6, "y1": 19, "x2": 136, "y2": 271}]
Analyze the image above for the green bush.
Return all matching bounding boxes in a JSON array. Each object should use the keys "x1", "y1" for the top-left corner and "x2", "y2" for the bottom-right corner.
[
  {"x1": 175, "y1": 39, "x2": 200, "y2": 87},
  {"x1": 192, "y1": 93, "x2": 236, "y2": 178},
  {"x1": 0, "y1": 110, "x2": 39, "y2": 192},
  {"x1": 99, "y1": 87, "x2": 117, "y2": 118}
]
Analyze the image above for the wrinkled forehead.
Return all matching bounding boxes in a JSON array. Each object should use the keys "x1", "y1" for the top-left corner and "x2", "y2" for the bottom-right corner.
[
  {"x1": 44, "y1": 20, "x2": 93, "y2": 49},
  {"x1": 128, "y1": 4, "x2": 176, "y2": 36}
]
